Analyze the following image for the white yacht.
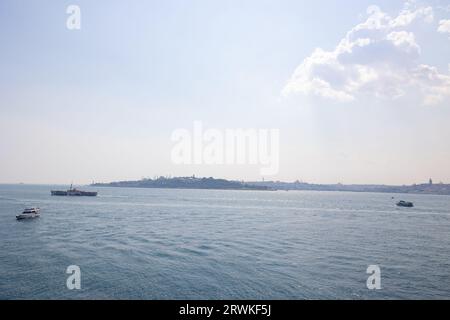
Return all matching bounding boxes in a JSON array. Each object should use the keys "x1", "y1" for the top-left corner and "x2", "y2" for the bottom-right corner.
[{"x1": 16, "y1": 208, "x2": 40, "y2": 220}]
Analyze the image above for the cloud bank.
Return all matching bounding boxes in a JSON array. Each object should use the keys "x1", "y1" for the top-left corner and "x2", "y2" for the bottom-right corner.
[{"x1": 283, "y1": 3, "x2": 450, "y2": 105}]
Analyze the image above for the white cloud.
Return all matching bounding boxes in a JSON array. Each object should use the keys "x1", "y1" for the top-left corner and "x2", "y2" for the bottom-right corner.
[
  {"x1": 438, "y1": 19, "x2": 450, "y2": 35},
  {"x1": 283, "y1": 3, "x2": 450, "y2": 105},
  {"x1": 390, "y1": 5, "x2": 434, "y2": 27}
]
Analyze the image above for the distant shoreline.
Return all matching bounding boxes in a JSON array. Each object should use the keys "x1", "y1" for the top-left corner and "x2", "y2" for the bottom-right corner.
[
  {"x1": 91, "y1": 176, "x2": 450, "y2": 196},
  {"x1": 92, "y1": 176, "x2": 269, "y2": 191}
]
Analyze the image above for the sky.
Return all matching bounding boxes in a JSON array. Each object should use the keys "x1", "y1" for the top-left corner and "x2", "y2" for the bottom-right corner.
[{"x1": 1, "y1": 0, "x2": 450, "y2": 185}]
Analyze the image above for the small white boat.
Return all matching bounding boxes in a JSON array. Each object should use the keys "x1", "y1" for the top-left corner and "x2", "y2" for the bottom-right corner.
[{"x1": 16, "y1": 208, "x2": 40, "y2": 220}]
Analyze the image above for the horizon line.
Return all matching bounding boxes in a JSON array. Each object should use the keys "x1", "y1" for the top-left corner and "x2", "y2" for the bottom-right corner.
[{"x1": 0, "y1": 176, "x2": 445, "y2": 187}]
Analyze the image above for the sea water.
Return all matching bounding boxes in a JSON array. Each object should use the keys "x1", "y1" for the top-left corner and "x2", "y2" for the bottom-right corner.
[{"x1": 0, "y1": 184, "x2": 449, "y2": 299}]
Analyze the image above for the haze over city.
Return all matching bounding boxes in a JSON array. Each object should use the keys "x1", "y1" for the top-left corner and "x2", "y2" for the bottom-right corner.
[{"x1": 1, "y1": 0, "x2": 450, "y2": 185}]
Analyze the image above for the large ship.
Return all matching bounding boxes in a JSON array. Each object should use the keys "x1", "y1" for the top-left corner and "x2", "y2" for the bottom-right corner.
[{"x1": 51, "y1": 184, "x2": 98, "y2": 197}]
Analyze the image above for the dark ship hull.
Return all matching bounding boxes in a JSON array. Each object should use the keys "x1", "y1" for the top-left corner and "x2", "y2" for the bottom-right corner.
[{"x1": 51, "y1": 188, "x2": 98, "y2": 197}]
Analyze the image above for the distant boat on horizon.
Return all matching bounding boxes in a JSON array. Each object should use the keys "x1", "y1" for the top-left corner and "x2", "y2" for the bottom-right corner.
[
  {"x1": 396, "y1": 200, "x2": 414, "y2": 208},
  {"x1": 51, "y1": 184, "x2": 98, "y2": 197}
]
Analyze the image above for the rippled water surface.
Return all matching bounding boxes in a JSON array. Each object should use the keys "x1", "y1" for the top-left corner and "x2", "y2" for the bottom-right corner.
[{"x1": 0, "y1": 184, "x2": 449, "y2": 299}]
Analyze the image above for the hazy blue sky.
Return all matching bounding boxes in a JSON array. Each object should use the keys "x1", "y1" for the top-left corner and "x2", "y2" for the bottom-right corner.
[{"x1": 1, "y1": 0, "x2": 450, "y2": 185}]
